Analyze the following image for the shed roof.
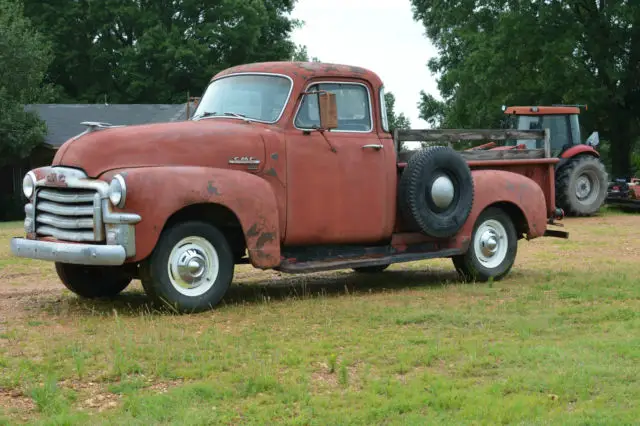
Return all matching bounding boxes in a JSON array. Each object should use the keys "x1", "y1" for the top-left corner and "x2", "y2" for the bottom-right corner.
[{"x1": 24, "y1": 103, "x2": 195, "y2": 148}]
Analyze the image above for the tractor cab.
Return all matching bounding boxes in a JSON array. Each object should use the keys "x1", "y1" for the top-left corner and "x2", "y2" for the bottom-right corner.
[{"x1": 502, "y1": 106, "x2": 599, "y2": 157}]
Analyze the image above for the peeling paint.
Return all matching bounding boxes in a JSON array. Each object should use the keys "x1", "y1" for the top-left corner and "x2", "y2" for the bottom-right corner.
[
  {"x1": 207, "y1": 181, "x2": 220, "y2": 195},
  {"x1": 256, "y1": 232, "x2": 275, "y2": 249},
  {"x1": 265, "y1": 168, "x2": 277, "y2": 178},
  {"x1": 247, "y1": 223, "x2": 260, "y2": 238},
  {"x1": 271, "y1": 152, "x2": 279, "y2": 160}
]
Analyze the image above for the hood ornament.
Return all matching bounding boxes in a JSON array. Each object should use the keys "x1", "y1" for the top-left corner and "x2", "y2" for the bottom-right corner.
[{"x1": 71, "y1": 121, "x2": 126, "y2": 141}]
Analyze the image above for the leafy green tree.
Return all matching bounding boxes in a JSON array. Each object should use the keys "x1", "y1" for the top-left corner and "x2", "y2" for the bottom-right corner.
[
  {"x1": 0, "y1": 0, "x2": 53, "y2": 167},
  {"x1": 23, "y1": 0, "x2": 302, "y2": 104},
  {"x1": 385, "y1": 92, "x2": 411, "y2": 133},
  {"x1": 411, "y1": 0, "x2": 640, "y2": 177}
]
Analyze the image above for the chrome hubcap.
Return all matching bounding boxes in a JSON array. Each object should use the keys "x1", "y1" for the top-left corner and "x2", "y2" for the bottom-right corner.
[
  {"x1": 431, "y1": 176, "x2": 455, "y2": 209},
  {"x1": 168, "y1": 236, "x2": 219, "y2": 297},
  {"x1": 473, "y1": 219, "x2": 508, "y2": 269},
  {"x1": 479, "y1": 230, "x2": 499, "y2": 258}
]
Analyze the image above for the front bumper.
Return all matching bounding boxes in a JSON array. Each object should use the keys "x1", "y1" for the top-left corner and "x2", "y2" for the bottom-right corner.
[{"x1": 11, "y1": 238, "x2": 126, "y2": 266}]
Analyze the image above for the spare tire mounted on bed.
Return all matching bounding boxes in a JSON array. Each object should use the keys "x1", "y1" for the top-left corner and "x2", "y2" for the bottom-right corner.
[{"x1": 398, "y1": 146, "x2": 475, "y2": 238}]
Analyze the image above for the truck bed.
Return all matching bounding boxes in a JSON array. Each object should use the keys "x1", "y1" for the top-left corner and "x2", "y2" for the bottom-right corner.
[{"x1": 395, "y1": 128, "x2": 551, "y2": 165}]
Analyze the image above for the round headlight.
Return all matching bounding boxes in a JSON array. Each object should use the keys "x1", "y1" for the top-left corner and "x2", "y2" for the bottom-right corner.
[
  {"x1": 22, "y1": 172, "x2": 36, "y2": 199},
  {"x1": 108, "y1": 174, "x2": 127, "y2": 208}
]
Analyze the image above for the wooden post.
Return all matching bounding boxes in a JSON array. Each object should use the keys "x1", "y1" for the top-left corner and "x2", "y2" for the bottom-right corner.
[{"x1": 544, "y1": 128, "x2": 551, "y2": 158}]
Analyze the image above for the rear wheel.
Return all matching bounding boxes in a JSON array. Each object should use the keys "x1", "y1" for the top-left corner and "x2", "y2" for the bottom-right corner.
[
  {"x1": 140, "y1": 221, "x2": 234, "y2": 313},
  {"x1": 55, "y1": 263, "x2": 132, "y2": 298},
  {"x1": 556, "y1": 156, "x2": 608, "y2": 216},
  {"x1": 452, "y1": 207, "x2": 518, "y2": 282}
]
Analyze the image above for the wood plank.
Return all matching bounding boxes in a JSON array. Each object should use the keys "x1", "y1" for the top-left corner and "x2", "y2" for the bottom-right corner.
[
  {"x1": 395, "y1": 129, "x2": 546, "y2": 142},
  {"x1": 398, "y1": 148, "x2": 547, "y2": 163},
  {"x1": 459, "y1": 149, "x2": 546, "y2": 161}
]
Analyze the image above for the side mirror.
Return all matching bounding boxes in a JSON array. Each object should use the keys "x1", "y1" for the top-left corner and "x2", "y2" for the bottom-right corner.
[
  {"x1": 585, "y1": 131, "x2": 600, "y2": 147},
  {"x1": 318, "y1": 92, "x2": 338, "y2": 130}
]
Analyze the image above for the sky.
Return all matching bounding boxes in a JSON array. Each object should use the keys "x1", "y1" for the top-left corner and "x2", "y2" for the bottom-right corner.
[{"x1": 289, "y1": 0, "x2": 441, "y2": 128}]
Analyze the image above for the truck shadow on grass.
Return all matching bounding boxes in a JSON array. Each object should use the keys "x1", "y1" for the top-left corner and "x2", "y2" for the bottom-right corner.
[{"x1": 53, "y1": 267, "x2": 521, "y2": 317}]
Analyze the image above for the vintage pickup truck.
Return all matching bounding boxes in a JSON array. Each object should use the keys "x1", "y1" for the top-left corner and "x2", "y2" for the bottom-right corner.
[{"x1": 11, "y1": 61, "x2": 568, "y2": 313}]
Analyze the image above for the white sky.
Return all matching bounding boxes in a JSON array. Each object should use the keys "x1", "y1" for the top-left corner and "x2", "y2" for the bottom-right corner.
[{"x1": 290, "y1": 0, "x2": 440, "y2": 128}]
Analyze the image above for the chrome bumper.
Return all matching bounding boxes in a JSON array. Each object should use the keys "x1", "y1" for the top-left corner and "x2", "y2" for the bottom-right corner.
[{"x1": 10, "y1": 238, "x2": 126, "y2": 266}]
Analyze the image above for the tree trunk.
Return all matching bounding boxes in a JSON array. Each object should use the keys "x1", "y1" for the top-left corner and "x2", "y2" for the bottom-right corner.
[{"x1": 609, "y1": 110, "x2": 633, "y2": 179}]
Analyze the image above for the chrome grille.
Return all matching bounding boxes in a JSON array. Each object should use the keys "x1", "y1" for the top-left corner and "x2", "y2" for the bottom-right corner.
[{"x1": 35, "y1": 188, "x2": 102, "y2": 242}]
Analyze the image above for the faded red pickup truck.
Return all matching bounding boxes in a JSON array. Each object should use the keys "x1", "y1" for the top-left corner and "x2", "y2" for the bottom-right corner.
[{"x1": 11, "y1": 62, "x2": 567, "y2": 313}]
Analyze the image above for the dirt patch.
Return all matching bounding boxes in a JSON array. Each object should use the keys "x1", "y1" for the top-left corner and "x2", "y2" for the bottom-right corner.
[{"x1": 0, "y1": 389, "x2": 37, "y2": 420}]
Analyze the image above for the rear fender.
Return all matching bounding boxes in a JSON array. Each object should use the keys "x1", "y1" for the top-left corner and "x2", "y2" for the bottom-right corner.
[
  {"x1": 101, "y1": 167, "x2": 281, "y2": 268},
  {"x1": 560, "y1": 145, "x2": 600, "y2": 160},
  {"x1": 459, "y1": 170, "x2": 548, "y2": 241}
]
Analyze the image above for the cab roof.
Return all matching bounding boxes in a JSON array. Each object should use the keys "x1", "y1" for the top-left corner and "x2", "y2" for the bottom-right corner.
[
  {"x1": 212, "y1": 61, "x2": 384, "y2": 88},
  {"x1": 504, "y1": 106, "x2": 581, "y2": 115}
]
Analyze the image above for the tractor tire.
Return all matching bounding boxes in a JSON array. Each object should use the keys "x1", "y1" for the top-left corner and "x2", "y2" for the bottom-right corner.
[
  {"x1": 55, "y1": 263, "x2": 132, "y2": 299},
  {"x1": 398, "y1": 146, "x2": 474, "y2": 238},
  {"x1": 556, "y1": 155, "x2": 608, "y2": 216}
]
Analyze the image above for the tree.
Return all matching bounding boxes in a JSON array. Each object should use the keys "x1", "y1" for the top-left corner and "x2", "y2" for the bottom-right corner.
[
  {"x1": 411, "y1": 0, "x2": 640, "y2": 177},
  {"x1": 0, "y1": 0, "x2": 53, "y2": 167},
  {"x1": 291, "y1": 44, "x2": 321, "y2": 62},
  {"x1": 23, "y1": 0, "x2": 302, "y2": 104},
  {"x1": 385, "y1": 92, "x2": 411, "y2": 133}
]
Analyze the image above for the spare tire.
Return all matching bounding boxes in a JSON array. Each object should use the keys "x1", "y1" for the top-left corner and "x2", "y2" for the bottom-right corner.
[{"x1": 398, "y1": 146, "x2": 474, "y2": 238}]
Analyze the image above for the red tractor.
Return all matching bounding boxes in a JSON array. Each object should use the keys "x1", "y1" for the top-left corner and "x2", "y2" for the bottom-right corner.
[{"x1": 497, "y1": 105, "x2": 608, "y2": 216}]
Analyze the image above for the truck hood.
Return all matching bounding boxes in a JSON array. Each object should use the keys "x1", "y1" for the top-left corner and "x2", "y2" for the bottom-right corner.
[{"x1": 53, "y1": 119, "x2": 269, "y2": 177}]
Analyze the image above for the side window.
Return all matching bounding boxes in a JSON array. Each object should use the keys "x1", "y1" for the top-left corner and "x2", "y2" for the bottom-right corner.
[
  {"x1": 295, "y1": 82, "x2": 372, "y2": 132},
  {"x1": 380, "y1": 86, "x2": 389, "y2": 133}
]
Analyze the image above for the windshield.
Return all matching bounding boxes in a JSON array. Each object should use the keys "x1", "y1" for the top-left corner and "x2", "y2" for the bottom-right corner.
[{"x1": 192, "y1": 74, "x2": 292, "y2": 123}]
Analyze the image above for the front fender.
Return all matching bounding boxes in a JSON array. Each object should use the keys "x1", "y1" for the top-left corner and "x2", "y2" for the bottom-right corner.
[
  {"x1": 102, "y1": 166, "x2": 281, "y2": 268},
  {"x1": 461, "y1": 170, "x2": 549, "y2": 240}
]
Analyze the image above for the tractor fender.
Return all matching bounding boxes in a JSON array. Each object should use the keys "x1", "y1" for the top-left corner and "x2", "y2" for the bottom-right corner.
[
  {"x1": 557, "y1": 145, "x2": 600, "y2": 170},
  {"x1": 101, "y1": 166, "x2": 281, "y2": 268},
  {"x1": 458, "y1": 169, "x2": 549, "y2": 240}
]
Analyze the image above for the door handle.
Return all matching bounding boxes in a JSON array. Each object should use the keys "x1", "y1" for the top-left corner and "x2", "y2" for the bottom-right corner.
[{"x1": 362, "y1": 144, "x2": 384, "y2": 150}]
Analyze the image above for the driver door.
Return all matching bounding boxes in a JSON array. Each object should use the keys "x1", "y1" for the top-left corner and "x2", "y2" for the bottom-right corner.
[{"x1": 284, "y1": 81, "x2": 394, "y2": 246}]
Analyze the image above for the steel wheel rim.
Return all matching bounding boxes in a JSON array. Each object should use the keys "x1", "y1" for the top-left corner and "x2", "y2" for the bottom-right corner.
[
  {"x1": 575, "y1": 171, "x2": 600, "y2": 204},
  {"x1": 474, "y1": 219, "x2": 508, "y2": 269},
  {"x1": 167, "y1": 236, "x2": 219, "y2": 297}
]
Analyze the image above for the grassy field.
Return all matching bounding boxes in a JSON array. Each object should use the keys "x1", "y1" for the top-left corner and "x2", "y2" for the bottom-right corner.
[{"x1": 0, "y1": 208, "x2": 639, "y2": 425}]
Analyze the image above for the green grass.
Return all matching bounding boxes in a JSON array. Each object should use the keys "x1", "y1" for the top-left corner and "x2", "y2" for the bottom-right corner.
[{"x1": 0, "y1": 213, "x2": 639, "y2": 424}]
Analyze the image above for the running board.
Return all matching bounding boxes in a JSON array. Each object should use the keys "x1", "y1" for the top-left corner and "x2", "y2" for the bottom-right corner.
[{"x1": 276, "y1": 248, "x2": 464, "y2": 274}]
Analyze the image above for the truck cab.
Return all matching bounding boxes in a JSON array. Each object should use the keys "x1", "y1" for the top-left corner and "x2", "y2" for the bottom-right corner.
[{"x1": 11, "y1": 62, "x2": 567, "y2": 313}]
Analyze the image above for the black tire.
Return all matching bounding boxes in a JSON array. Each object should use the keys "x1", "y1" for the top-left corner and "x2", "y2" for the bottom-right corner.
[
  {"x1": 139, "y1": 221, "x2": 234, "y2": 313},
  {"x1": 556, "y1": 155, "x2": 608, "y2": 216},
  {"x1": 55, "y1": 263, "x2": 132, "y2": 298},
  {"x1": 398, "y1": 146, "x2": 474, "y2": 238},
  {"x1": 352, "y1": 264, "x2": 390, "y2": 274},
  {"x1": 452, "y1": 207, "x2": 518, "y2": 282}
]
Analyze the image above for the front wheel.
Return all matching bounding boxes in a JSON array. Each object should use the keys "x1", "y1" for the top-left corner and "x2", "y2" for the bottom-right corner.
[
  {"x1": 55, "y1": 263, "x2": 132, "y2": 298},
  {"x1": 140, "y1": 221, "x2": 234, "y2": 313},
  {"x1": 452, "y1": 207, "x2": 518, "y2": 282}
]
